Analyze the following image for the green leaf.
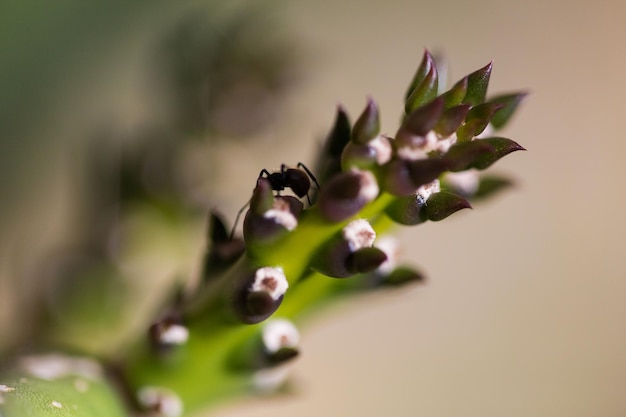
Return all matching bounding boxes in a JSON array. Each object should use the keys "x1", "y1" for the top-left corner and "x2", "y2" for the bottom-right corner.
[
  {"x1": 384, "y1": 266, "x2": 424, "y2": 286},
  {"x1": 456, "y1": 102, "x2": 504, "y2": 142},
  {"x1": 405, "y1": 65, "x2": 438, "y2": 114},
  {"x1": 434, "y1": 104, "x2": 470, "y2": 137},
  {"x1": 473, "y1": 175, "x2": 514, "y2": 200},
  {"x1": 424, "y1": 191, "x2": 471, "y2": 221},
  {"x1": 404, "y1": 49, "x2": 435, "y2": 100},
  {"x1": 444, "y1": 140, "x2": 494, "y2": 172},
  {"x1": 488, "y1": 91, "x2": 528, "y2": 130},
  {"x1": 440, "y1": 76, "x2": 468, "y2": 108},
  {"x1": 0, "y1": 367, "x2": 128, "y2": 417},
  {"x1": 352, "y1": 98, "x2": 380, "y2": 144},
  {"x1": 469, "y1": 137, "x2": 525, "y2": 169},
  {"x1": 463, "y1": 61, "x2": 493, "y2": 105}
]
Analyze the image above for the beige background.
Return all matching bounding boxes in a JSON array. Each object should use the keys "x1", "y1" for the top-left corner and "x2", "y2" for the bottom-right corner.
[
  {"x1": 211, "y1": 1, "x2": 626, "y2": 416},
  {"x1": 1, "y1": 1, "x2": 625, "y2": 417}
]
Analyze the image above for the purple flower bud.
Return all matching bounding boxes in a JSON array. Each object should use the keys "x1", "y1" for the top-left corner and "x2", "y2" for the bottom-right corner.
[
  {"x1": 244, "y1": 196, "x2": 303, "y2": 246},
  {"x1": 312, "y1": 219, "x2": 386, "y2": 278},
  {"x1": 231, "y1": 266, "x2": 289, "y2": 324},
  {"x1": 318, "y1": 169, "x2": 379, "y2": 222}
]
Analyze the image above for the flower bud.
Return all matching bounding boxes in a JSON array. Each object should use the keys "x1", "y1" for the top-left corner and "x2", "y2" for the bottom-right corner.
[
  {"x1": 244, "y1": 196, "x2": 303, "y2": 246},
  {"x1": 149, "y1": 315, "x2": 189, "y2": 352},
  {"x1": 312, "y1": 219, "x2": 386, "y2": 278},
  {"x1": 229, "y1": 318, "x2": 300, "y2": 371},
  {"x1": 318, "y1": 169, "x2": 379, "y2": 222},
  {"x1": 231, "y1": 266, "x2": 289, "y2": 324},
  {"x1": 262, "y1": 318, "x2": 300, "y2": 366}
]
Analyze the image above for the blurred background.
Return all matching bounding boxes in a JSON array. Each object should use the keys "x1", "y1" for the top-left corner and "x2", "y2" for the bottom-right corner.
[{"x1": 2, "y1": 0, "x2": 626, "y2": 417}]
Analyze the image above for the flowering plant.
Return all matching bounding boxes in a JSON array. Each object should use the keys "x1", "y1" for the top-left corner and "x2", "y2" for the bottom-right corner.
[{"x1": 0, "y1": 50, "x2": 525, "y2": 417}]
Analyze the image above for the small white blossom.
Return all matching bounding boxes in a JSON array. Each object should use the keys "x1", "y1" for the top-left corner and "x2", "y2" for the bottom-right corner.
[
  {"x1": 262, "y1": 319, "x2": 300, "y2": 354},
  {"x1": 342, "y1": 219, "x2": 376, "y2": 251},
  {"x1": 250, "y1": 267, "x2": 288, "y2": 301}
]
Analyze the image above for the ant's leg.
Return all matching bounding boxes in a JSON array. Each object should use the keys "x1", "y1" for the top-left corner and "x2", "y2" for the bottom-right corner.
[
  {"x1": 297, "y1": 162, "x2": 319, "y2": 205},
  {"x1": 297, "y1": 162, "x2": 321, "y2": 190},
  {"x1": 230, "y1": 199, "x2": 250, "y2": 240}
]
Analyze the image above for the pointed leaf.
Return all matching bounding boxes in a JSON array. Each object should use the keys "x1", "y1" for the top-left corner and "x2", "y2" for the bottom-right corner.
[
  {"x1": 405, "y1": 65, "x2": 438, "y2": 114},
  {"x1": 317, "y1": 105, "x2": 352, "y2": 183},
  {"x1": 469, "y1": 137, "x2": 526, "y2": 169},
  {"x1": 347, "y1": 247, "x2": 388, "y2": 274},
  {"x1": 434, "y1": 104, "x2": 471, "y2": 137},
  {"x1": 385, "y1": 266, "x2": 425, "y2": 286},
  {"x1": 407, "y1": 158, "x2": 448, "y2": 188},
  {"x1": 384, "y1": 194, "x2": 426, "y2": 225},
  {"x1": 463, "y1": 61, "x2": 492, "y2": 105},
  {"x1": 441, "y1": 76, "x2": 468, "y2": 108},
  {"x1": 444, "y1": 140, "x2": 494, "y2": 172},
  {"x1": 399, "y1": 97, "x2": 444, "y2": 139},
  {"x1": 404, "y1": 49, "x2": 435, "y2": 100},
  {"x1": 352, "y1": 98, "x2": 380, "y2": 144},
  {"x1": 488, "y1": 91, "x2": 529, "y2": 130},
  {"x1": 424, "y1": 191, "x2": 471, "y2": 221},
  {"x1": 456, "y1": 102, "x2": 504, "y2": 142},
  {"x1": 473, "y1": 175, "x2": 514, "y2": 200},
  {"x1": 325, "y1": 105, "x2": 352, "y2": 156},
  {"x1": 209, "y1": 210, "x2": 230, "y2": 244}
]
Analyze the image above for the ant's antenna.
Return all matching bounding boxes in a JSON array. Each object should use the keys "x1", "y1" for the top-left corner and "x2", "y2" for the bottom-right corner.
[{"x1": 230, "y1": 198, "x2": 251, "y2": 240}]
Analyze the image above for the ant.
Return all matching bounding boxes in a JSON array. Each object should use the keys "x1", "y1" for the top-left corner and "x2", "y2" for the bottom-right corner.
[{"x1": 230, "y1": 163, "x2": 320, "y2": 239}]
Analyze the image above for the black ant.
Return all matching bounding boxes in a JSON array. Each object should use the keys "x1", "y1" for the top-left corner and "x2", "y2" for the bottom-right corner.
[{"x1": 230, "y1": 163, "x2": 320, "y2": 239}]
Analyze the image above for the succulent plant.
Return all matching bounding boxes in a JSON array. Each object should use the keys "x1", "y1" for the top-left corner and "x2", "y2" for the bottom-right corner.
[{"x1": 0, "y1": 49, "x2": 526, "y2": 417}]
